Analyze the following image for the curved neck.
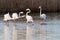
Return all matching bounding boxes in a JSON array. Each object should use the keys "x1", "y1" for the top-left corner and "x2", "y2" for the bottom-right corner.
[
  {"x1": 40, "y1": 8, "x2": 42, "y2": 16},
  {"x1": 26, "y1": 10, "x2": 31, "y2": 16}
]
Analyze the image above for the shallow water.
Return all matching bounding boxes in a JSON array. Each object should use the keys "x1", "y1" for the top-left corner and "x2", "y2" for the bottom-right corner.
[{"x1": 0, "y1": 13, "x2": 60, "y2": 40}]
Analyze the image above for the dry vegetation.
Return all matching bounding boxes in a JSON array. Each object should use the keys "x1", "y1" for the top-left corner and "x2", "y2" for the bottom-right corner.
[{"x1": 0, "y1": 0, "x2": 59, "y2": 13}]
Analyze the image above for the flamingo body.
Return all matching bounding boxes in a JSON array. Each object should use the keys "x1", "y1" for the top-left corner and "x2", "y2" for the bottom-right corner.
[
  {"x1": 12, "y1": 13, "x2": 19, "y2": 20},
  {"x1": 3, "y1": 13, "x2": 11, "y2": 21},
  {"x1": 26, "y1": 15, "x2": 33, "y2": 23},
  {"x1": 40, "y1": 13, "x2": 46, "y2": 20},
  {"x1": 26, "y1": 8, "x2": 33, "y2": 23},
  {"x1": 39, "y1": 6, "x2": 47, "y2": 24}
]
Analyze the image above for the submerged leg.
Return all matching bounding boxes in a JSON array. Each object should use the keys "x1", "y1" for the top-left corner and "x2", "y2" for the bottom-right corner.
[{"x1": 40, "y1": 19, "x2": 44, "y2": 25}]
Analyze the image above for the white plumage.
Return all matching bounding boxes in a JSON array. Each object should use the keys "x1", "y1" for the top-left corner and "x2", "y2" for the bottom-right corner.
[
  {"x1": 39, "y1": 6, "x2": 47, "y2": 24},
  {"x1": 3, "y1": 12, "x2": 25, "y2": 25},
  {"x1": 40, "y1": 13, "x2": 46, "y2": 20},
  {"x1": 19, "y1": 12, "x2": 25, "y2": 18},
  {"x1": 19, "y1": 12, "x2": 23, "y2": 14},
  {"x1": 26, "y1": 8, "x2": 33, "y2": 23},
  {"x1": 12, "y1": 13, "x2": 19, "y2": 20},
  {"x1": 26, "y1": 15, "x2": 33, "y2": 22},
  {"x1": 11, "y1": 13, "x2": 19, "y2": 25},
  {"x1": 3, "y1": 12, "x2": 11, "y2": 21}
]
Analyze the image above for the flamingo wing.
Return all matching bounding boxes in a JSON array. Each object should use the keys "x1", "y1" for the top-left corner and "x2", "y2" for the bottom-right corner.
[
  {"x1": 4, "y1": 13, "x2": 11, "y2": 21},
  {"x1": 40, "y1": 14, "x2": 46, "y2": 20},
  {"x1": 12, "y1": 13, "x2": 19, "y2": 19},
  {"x1": 26, "y1": 15, "x2": 33, "y2": 22}
]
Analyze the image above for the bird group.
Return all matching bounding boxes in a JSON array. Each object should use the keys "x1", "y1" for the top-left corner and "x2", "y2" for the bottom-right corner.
[{"x1": 3, "y1": 6, "x2": 47, "y2": 25}]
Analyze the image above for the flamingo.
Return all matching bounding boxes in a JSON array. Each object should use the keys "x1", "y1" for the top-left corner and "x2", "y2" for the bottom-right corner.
[
  {"x1": 19, "y1": 12, "x2": 25, "y2": 18},
  {"x1": 3, "y1": 12, "x2": 25, "y2": 25},
  {"x1": 3, "y1": 12, "x2": 11, "y2": 25},
  {"x1": 12, "y1": 12, "x2": 25, "y2": 20},
  {"x1": 12, "y1": 12, "x2": 25, "y2": 25},
  {"x1": 26, "y1": 8, "x2": 34, "y2": 23},
  {"x1": 39, "y1": 6, "x2": 47, "y2": 24},
  {"x1": 12, "y1": 13, "x2": 19, "y2": 20}
]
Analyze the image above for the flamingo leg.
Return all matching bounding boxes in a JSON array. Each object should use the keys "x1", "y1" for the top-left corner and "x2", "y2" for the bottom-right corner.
[
  {"x1": 14, "y1": 19, "x2": 16, "y2": 26},
  {"x1": 6, "y1": 20, "x2": 9, "y2": 26},
  {"x1": 40, "y1": 19, "x2": 44, "y2": 25}
]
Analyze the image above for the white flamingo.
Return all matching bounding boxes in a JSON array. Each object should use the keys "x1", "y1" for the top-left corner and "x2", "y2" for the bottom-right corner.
[
  {"x1": 3, "y1": 12, "x2": 25, "y2": 25},
  {"x1": 26, "y1": 8, "x2": 34, "y2": 23},
  {"x1": 12, "y1": 12, "x2": 18, "y2": 25},
  {"x1": 3, "y1": 12, "x2": 11, "y2": 25},
  {"x1": 12, "y1": 13, "x2": 19, "y2": 20},
  {"x1": 12, "y1": 12, "x2": 25, "y2": 25},
  {"x1": 19, "y1": 12, "x2": 25, "y2": 18},
  {"x1": 12, "y1": 12, "x2": 25, "y2": 20},
  {"x1": 39, "y1": 6, "x2": 47, "y2": 24}
]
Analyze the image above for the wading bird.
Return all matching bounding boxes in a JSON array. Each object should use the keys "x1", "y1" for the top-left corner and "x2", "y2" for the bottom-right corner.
[
  {"x1": 3, "y1": 12, "x2": 25, "y2": 25},
  {"x1": 12, "y1": 12, "x2": 25, "y2": 25},
  {"x1": 39, "y1": 6, "x2": 47, "y2": 24},
  {"x1": 3, "y1": 12, "x2": 11, "y2": 25},
  {"x1": 12, "y1": 12, "x2": 19, "y2": 23},
  {"x1": 26, "y1": 8, "x2": 34, "y2": 23},
  {"x1": 19, "y1": 12, "x2": 25, "y2": 18}
]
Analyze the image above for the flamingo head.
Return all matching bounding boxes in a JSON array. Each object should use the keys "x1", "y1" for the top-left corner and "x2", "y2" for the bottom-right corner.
[
  {"x1": 39, "y1": 6, "x2": 41, "y2": 9},
  {"x1": 26, "y1": 8, "x2": 30, "y2": 11},
  {"x1": 26, "y1": 8, "x2": 31, "y2": 13},
  {"x1": 19, "y1": 12, "x2": 24, "y2": 14}
]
